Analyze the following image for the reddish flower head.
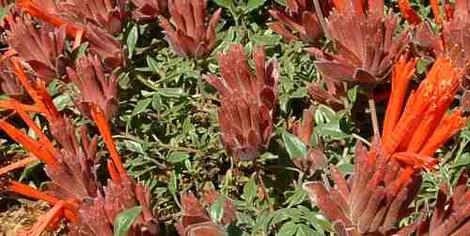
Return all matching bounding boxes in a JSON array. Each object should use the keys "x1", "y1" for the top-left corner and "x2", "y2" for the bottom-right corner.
[
  {"x1": 206, "y1": 44, "x2": 279, "y2": 161},
  {"x1": 130, "y1": 0, "x2": 167, "y2": 21},
  {"x1": 16, "y1": 0, "x2": 125, "y2": 70},
  {"x1": 0, "y1": 61, "x2": 157, "y2": 235},
  {"x1": 59, "y1": 0, "x2": 127, "y2": 35},
  {"x1": 67, "y1": 54, "x2": 119, "y2": 119},
  {"x1": 159, "y1": 0, "x2": 222, "y2": 58},
  {"x1": 176, "y1": 191, "x2": 235, "y2": 236},
  {"x1": 269, "y1": 0, "x2": 334, "y2": 43},
  {"x1": 405, "y1": 171, "x2": 470, "y2": 235},
  {"x1": 7, "y1": 16, "x2": 68, "y2": 80},
  {"x1": 309, "y1": 0, "x2": 409, "y2": 85},
  {"x1": 304, "y1": 56, "x2": 466, "y2": 235}
]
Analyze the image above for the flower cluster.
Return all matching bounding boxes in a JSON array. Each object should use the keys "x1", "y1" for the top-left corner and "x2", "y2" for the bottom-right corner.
[
  {"x1": 0, "y1": 60, "x2": 157, "y2": 235},
  {"x1": 206, "y1": 44, "x2": 278, "y2": 161},
  {"x1": 304, "y1": 56, "x2": 466, "y2": 235}
]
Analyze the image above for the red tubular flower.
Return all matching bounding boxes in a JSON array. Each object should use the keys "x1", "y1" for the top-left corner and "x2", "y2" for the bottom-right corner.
[
  {"x1": 308, "y1": 0, "x2": 408, "y2": 85},
  {"x1": 130, "y1": 0, "x2": 167, "y2": 21},
  {"x1": 206, "y1": 44, "x2": 279, "y2": 161},
  {"x1": 159, "y1": 0, "x2": 222, "y2": 58},
  {"x1": 398, "y1": 0, "x2": 422, "y2": 25},
  {"x1": 304, "y1": 57, "x2": 466, "y2": 235},
  {"x1": 67, "y1": 55, "x2": 119, "y2": 119},
  {"x1": 269, "y1": 0, "x2": 333, "y2": 43},
  {"x1": 0, "y1": 62, "x2": 156, "y2": 235},
  {"x1": 6, "y1": 16, "x2": 68, "y2": 80},
  {"x1": 176, "y1": 191, "x2": 235, "y2": 236},
  {"x1": 17, "y1": 0, "x2": 83, "y2": 38}
]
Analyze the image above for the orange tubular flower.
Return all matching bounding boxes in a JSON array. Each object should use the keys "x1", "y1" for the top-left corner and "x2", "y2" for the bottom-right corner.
[
  {"x1": 431, "y1": 0, "x2": 443, "y2": 24},
  {"x1": 0, "y1": 60, "x2": 156, "y2": 235},
  {"x1": 398, "y1": 0, "x2": 422, "y2": 25},
  {"x1": 17, "y1": 0, "x2": 83, "y2": 38},
  {"x1": 381, "y1": 57, "x2": 465, "y2": 166},
  {"x1": 303, "y1": 57, "x2": 466, "y2": 235},
  {"x1": 90, "y1": 105, "x2": 127, "y2": 179}
]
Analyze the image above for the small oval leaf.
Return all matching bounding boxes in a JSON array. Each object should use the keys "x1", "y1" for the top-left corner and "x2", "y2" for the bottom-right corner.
[{"x1": 113, "y1": 206, "x2": 143, "y2": 236}]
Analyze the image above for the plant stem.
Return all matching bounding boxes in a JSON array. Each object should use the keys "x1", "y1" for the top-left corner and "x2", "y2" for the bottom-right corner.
[
  {"x1": 313, "y1": 0, "x2": 330, "y2": 40},
  {"x1": 368, "y1": 96, "x2": 380, "y2": 139}
]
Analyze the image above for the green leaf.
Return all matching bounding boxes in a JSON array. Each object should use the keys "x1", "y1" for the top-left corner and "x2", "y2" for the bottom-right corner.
[
  {"x1": 347, "y1": 86, "x2": 358, "y2": 104},
  {"x1": 168, "y1": 170, "x2": 178, "y2": 197},
  {"x1": 285, "y1": 188, "x2": 307, "y2": 208},
  {"x1": 123, "y1": 140, "x2": 145, "y2": 154},
  {"x1": 453, "y1": 153, "x2": 470, "y2": 167},
  {"x1": 53, "y1": 94, "x2": 71, "y2": 111},
  {"x1": 0, "y1": 4, "x2": 13, "y2": 22},
  {"x1": 113, "y1": 206, "x2": 143, "y2": 236},
  {"x1": 146, "y1": 56, "x2": 159, "y2": 73},
  {"x1": 277, "y1": 222, "x2": 298, "y2": 236},
  {"x1": 132, "y1": 98, "x2": 152, "y2": 116},
  {"x1": 127, "y1": 25, "x2": 138, "y2": 58},
  {"x1": 213, "y1": 0, "x2": 233, "y2": 8},
  {"x1": 281, "y1": 130, "x2": 307, "y2": 160},
  {"x1": 157, "y1": 88, "x2": 187, "y2": 97},
  {"x1": 297, "y1": 224, "x2": 322, "y2": 236},
  {"x1": 209, "y1": 195, "x2": 226, "y2": 223},
  {"x1": 242, "y1": 176, "x2": 257, "y2": 204},
  {"x1": 246, "y1": 0, "x2": 266, "y2": 12},
  {"x1": 166, "y1": 152, "x2": 190, "y2": 163},
  {"x1": 417, "y1": 58, "x2": 432, "y2": 75}
]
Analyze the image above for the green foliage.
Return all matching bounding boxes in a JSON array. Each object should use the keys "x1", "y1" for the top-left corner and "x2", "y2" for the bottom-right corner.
[{"x1": 114, "y1": 206, "x2": 143, "y2": 236}]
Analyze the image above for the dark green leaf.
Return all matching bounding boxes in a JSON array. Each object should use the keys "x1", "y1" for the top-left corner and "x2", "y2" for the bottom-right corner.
[
  {"x1": 166, "y1": 152, "x2": 190, "y2": 163},
  {"x1": 113, "y1": 206, "x2": 143, "y2": 236},
  {"x1": 132, "y1": 98, "x2": 152, "y2": 116},
  {"x1": 281, "y1": 130, "x2": 307, "y2": 160},
  {"x1": 127, "y1": 25, "x2": 138, "y2": 58},
  {"x1": 246, "y1": 0, "x2": 266, "y2": 12},
  {"x1": 146, "y1": 56, "x2": 159, "y2": 73},
  {"x1": 242, "y1": 176, "x2": 257, "y2": 204},
  {"x1": 213, "y1": 0, "x2": 233, "y2": 8},
  {"x1": 278, "y1": 222, "x2": 298, "y2": 236},
  {"x1": 209, "y1": 195, "x2": 226, "y2": 223}
]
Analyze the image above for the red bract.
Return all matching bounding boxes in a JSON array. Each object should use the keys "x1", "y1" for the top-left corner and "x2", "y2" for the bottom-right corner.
[
  {"x1": 67, "y1": 55, "x2": 119, "y2": 119},
  {"x1": 308, "y1": 0, "x2": 408, "y2": 85},
  {"x1": 304, "y1": 57, "x2": 466, "y2": 235},
  {"x1": 206, "y1": 44, "x2": 278, "y2": 161},
  {"x1": 0, "y1": 60, "x2": 23, "y2": 98},
  {"x1": 291, "y1": 107, "x2": 327, "y2": 173},
  {"x1": 269, "y1": 0, "x2": 333, "y2": 43},
  {"x1": 17, "y1": 0, "x2": 125, "y2": 70},
  {"x1": 304, "y1": 143, "x2": 422, "y2": 235},
  {"x1": 308, "y1": 80, "x2": 345, "y2": 111},
  {"x1": 176, "y1": 191, "x2": 235, "y2": 236},
  {"x1": 0, "y1": 60, "x2": 157, "y2": 236},
  {"x1": 404, "y1": 171, "x2": 470, "y2": 235},
  {"x1": 6, "y1": 16, "x2": 68, "y2": 81},
  {"x1": 130, "y1": 0, "x2": 167, "y2": 21},
  {"x1": 59, "y1": 0, "x2": 127, "y2": 35},
  {"x1": 159, "y1": 0, "x2": 222, "y2": 58},
  {"x1": 413, "y1": 0, "x2": 470, "y2": 76}
]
